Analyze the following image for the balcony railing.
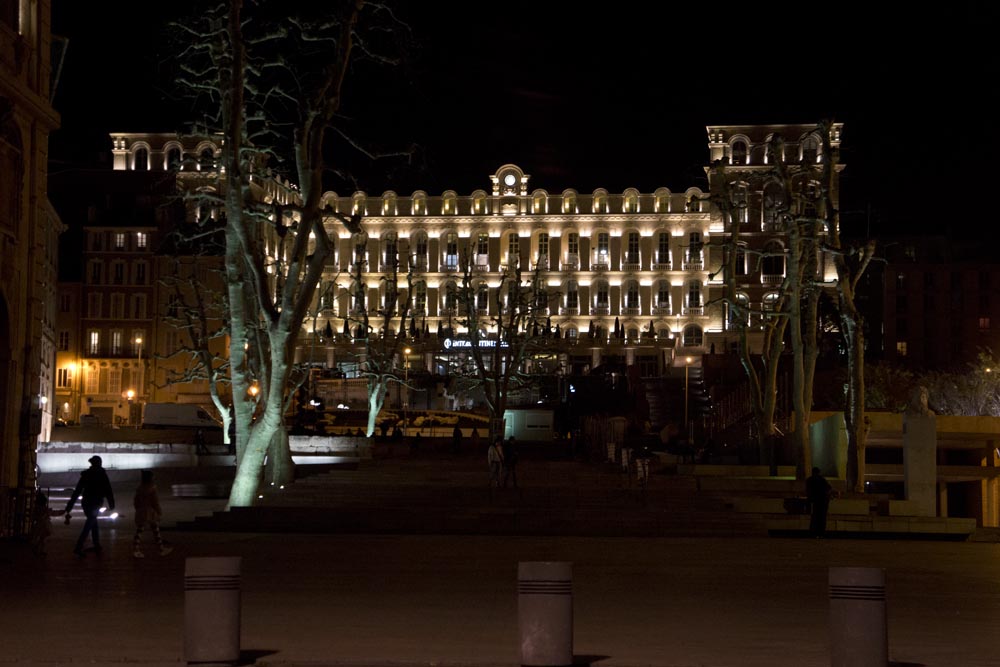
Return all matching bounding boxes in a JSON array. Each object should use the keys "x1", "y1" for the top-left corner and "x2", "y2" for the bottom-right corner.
[
  {"x1": 652, "y1": 305, "x2": 671, "y2": 316},
  {"x1": 652, "y1": 261, "x2": 671, "y2": 271},
  {"x1": 683, "y1": 256, "x2": 704, "y2": 270},
  {"x1": 414, "y1": 257, "x2": 428, "y2": 272},
  {"x1": 592, "y1": 305, "x2": 610, "y2": 315},
  {"x1": 591, "y1": 253, "x2": 610, "y2": 271},
  {"x1": 474, "y1": 257, "x2": 490, "y2": 272},
  {"x1": 622, "y1": 306, "x2": 641, "y2": 316},
  {"x1": 442, "y1": 255, "x2": 459, "y2": 271},
  {"x1": 561, "y1": 306, "x2": 579, "y2": 316},
  {"x1": 762, "y1": 274, "x2": 784, "y2": 285},
  {"x1": 684, "y1": 305, "x2": 704, "y2": 316},
  {"x1": 622, "y1": 261, "x2": 641, "y2": 272},
  {"x1": 533, "y1": 255, "x2": 549, "y2": 271},
  {"x1": 562, "y1": 254, "x2": 579, "y2": 270}
]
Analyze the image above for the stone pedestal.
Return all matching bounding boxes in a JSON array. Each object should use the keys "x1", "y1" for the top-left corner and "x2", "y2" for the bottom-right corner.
[{"x1": 903, "y1": 414, "x2": 937, "y2": 517}]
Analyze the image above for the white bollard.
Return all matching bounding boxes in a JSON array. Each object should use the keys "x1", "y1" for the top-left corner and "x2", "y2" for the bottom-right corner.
[
  {"x1": 519, "y1": 561, "x2": 573, "y2": 667},
  {"x1": 829, "y1": 566, "x2": 888, "y2": 667},
  {"x1": 185, "y1": 556, "x2": 242, "y2": 664}
]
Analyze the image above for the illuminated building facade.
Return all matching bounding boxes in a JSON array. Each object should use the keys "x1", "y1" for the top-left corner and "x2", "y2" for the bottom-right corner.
[
  {"x1": 1, "y1": 0, "x2": 61, "y2": 535},
  {"x1": 53, "y1": 123, "x2": 843, "y2": 422}
]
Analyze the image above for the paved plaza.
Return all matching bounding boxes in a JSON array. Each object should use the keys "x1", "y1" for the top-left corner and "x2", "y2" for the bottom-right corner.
[{"x1": 3, "y1": 485, "x2": 1000, "y2": 667}]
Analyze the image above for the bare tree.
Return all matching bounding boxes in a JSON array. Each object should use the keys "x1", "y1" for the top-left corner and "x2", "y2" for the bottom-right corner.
[
  {"x1": 708, "y1": 170, "x2": 789, "y2": 470},
  {"x1": 173, "y1": 0, "x2": 391, "y2": 506},
  {"x1": 817, "y1": 121, "x2": 877, "y2": 492},
  {"x1": 157, "y1": 234, "x2": 233, "y2": 442},
  {"x1": 342, "y1": 242, "x2": 415, "y2": 437},
  {"x1": 453, "y1": 247, "x2": 553, "y2": 441}
]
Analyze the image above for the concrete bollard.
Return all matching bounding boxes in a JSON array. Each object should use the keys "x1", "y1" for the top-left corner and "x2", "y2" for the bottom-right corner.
[
  {"x1": 518, "y1": 561, "x2": 572, "y2": 667},
  {"x1": 829, "y1": 566, "x2": 888, "y2": 667},
  {"x1": 185, "y1": 557, "x2": 242, "y2": 664}
]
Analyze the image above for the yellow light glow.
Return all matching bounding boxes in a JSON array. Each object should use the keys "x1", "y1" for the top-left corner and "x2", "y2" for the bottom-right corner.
[
  {"x1": 126, "y1": 389, "x2": 135, "y2": 400},
  {"x1": 428, "y1": 231, "x2": 441, "y2": 239},
  {"x1": 640, "y1": 279, "x2": 653, "y2": 287},
  {"x1": 547, "y1": 279, "x2": 562, "y2": 287},
  {"x1": 610, "y1": 230, "x2": 622, "y2": 237},
  {"x1": 670, "y1": 280, "x2": 683, "y2": 287},
  {"x1": 489, "y1": 231, "x2": 501, "y2": 238},
  {"x1": 67, "y1": 362, "x2": 77, "y2": 372},
  {"x1": 458, "y1": 231, "x2": 471, "y2": 238},
  {"x1": 549, "y1": 230, "x2": 561, "y2": 238},
  {"x1": 404, "y1": 347, "x2": 411, "y2": 355},
  {"x1": 578, "y1": 280, "x2": 591, "y2": 287},
  {"x1": 640, "y1": 230, "x2": 654, "y2": 237},
  {"x1": 672, "y1": 230, "x2": 685, "y2": 237}
]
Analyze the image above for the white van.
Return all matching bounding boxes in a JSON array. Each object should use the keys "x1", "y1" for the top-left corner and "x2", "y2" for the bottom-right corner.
[{"x1": 141, "y1": 403, "x2": 221, "y2": 429}]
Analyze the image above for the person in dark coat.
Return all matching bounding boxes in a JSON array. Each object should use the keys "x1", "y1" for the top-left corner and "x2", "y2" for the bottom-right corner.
[
  {"x1": 65, "y1": 455, "x2": 116, "y2": 556},
  {"x1": 806, "y1": 467, "x2": 835, "y2": 537},
  {"x1": 502, "y1": 436, "x2": 519, "y2": 488},
  {"x1": 451, "y1": 425, "x2": 463, "y2": 454}
]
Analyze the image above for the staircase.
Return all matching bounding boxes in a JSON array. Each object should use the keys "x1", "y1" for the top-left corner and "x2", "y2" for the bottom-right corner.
[{"x1": 175, "y1": 456, "x2": 771, "y2": 538}]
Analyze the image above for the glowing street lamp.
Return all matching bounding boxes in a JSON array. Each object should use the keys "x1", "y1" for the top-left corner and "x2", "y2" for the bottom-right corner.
[
  {"x1": 248, "y1": 382, "x2": 260, "y2": 399},
  {"x1": 684, "y1": 356, "x2": 693, "y2": 435}
]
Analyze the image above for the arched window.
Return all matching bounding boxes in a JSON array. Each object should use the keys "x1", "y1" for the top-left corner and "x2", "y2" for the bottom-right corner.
[
  {"x1": 655, "y1": 280, "x2": 671, "y2": 314},
  {"x1": 762, "y1": 242, "x2": 785, "y2": 283},
  {"x1": 654, "y1": 187, "x2": 671, "y2": 213},
  {"x1": 624, "y1": 231, "x2": 640, "y2": 269},
  {"x1": 592, "y1": 190, "x2": 609, "y2": 213},
  {"x1": 532, "y1": 191, "x2": 548, "y2": 214},
  {"x1": 801, "y1": 134, "x2": 820, "y2": 164},
  {"x1": 383, "y1": 279, "x2": 399, "y2": 314},
  {"x1": 564, "y1": 232, "x2": 580, "y2": 269},
  {"x1": 411, "y1": 231, "x2": 428, "y2": 271},
  {"x1": 655, "y1": 232, "x2": 671, "y2": 268},
  {"x1": 762, "y1": 292, "x2": 781, "y2": 312},
  {"x1": 731, "y1": 182, "x2": 749, "y2": 225},
  {"x1": 535, "y1": 232, "x2": 550, "y2": 269},
  {"x1": 443, "y1": 281, "x2": 458, "y2": 313},
  {"x1": 566, "y1": 327, "x2": 578, "y2": 339},
  {"x1": 686, "y1": 281, "x2": 702, "y2": 311},
  {"x1": 731, "y1": 140, "x2": 748, "y2": 165},
  {"x1": 134, "y1": 148, "x2": 148, "y2": 171},
  {"x1": 728, "y1": 293, "x2": 750, "y2": 328},
  {"x1": 476, "y1": 281, "x2": 489, "y2": 314},
  {"x1": 505, "y1": 232, "x2": 521, "y2": 268},
  {"x1": 166, "y1": 147, "x2": 182, "y2": 171},
  {"x1": 623, "y1": 188, "x2": 640, "y2": 213},
  {"x1": 443, "y1": 232, "x2": 459, "y2": 270},
  {"x1": 413, "y1": 281, "x2": 427, "y2": 314},
  {"x1": 442, "y1": 191, "x2": 458, "y2": 215},
  {"x1": 199, "y1": 148, "x2": 215, "y2": 171},
  {"x1": 382, "y1": 192, "x2": 397, "y2": 215},
  {"x1": 352, "y1": 232, "x2": 368, "y2": 267},
  {"x1": 623, "y1": 279, "x2": 640, "y2": 312},
  {"x1": 683, "y1": 324, "x2": 703, "y2": 347},
  {"x1": 593, "y1": 279, "x2": 610, "y2": 313},
  {"x1": 763, "y1": 182, "x2": 784, "y2": 231},
  {"x1": 381, "y1": 232, "x2": 398, "y2": 271},
  {"x1": 352, "y1": 280, "x2": 367, "y2": 313},
  {"x1": 564, "y1": 280, "x2": 579, "y2": 313},
  {"x1": 593, "y1": 231, "x2": 610, "y2": 269}
]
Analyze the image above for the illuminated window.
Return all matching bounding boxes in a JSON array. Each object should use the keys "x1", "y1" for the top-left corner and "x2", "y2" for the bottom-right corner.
[
  {"x1": 87, "y1": 330, "x2": 100, "y2": 356},
  {"x1": 414, "y1": 282, "x2": 427, "y2": 314},
  {"x1": 980, "y1": 317, "x2": 991, "y2": 330},
  {"x1": 625, "y1": 232, "x2": 640, "y2": 266},
  {"x1": 565, "y1": 280, "x2": 579, "y2": 310},
  {"x1": 624, "y1": 280, "x2": 640, "y2": 309},
  {"x1": 477, "y1": 233, "x2": 489, "y2": 256},
  {"x1": 57, "y1": 368, "x2": 71, "y2": 389},
  {"x1": 444, "y1": 232, "x2": 459, "y2": 270},
  {"x1": 682, "y1": 324, "x2": 703, "y2": 347},
  {"x1": 687, "y1": 281, "x2": 701, "y2": 308},
  {"x1": 84, "y1": 366, "x2": 99, "y2": 393},
  {"x1": 656, "y1": 233, "x2": 670, "y2": 266},
  {"x1": 567, "y1": 232, "x2": 579, "y2": 256},
  {"x1": 896, "y1": 341, "x2": 908, "y2": 357},
  {"x1": 108, "y1": 367, "x2": 121, "y2": 395},
  {"x1": 136, "y1": 232, "x2": 148, "y2": 248},
  {"x1": 114, "y1": 233, "x2": 126, "y2": 250},
  {"x1": 507, "y1": 233, "x2": 520, "y2": 266},
  {"x1": 537, "y1": 232, "x2": 549, "y2": 258}
]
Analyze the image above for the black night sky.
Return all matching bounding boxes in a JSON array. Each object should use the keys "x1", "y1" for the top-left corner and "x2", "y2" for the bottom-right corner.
[{"x1": 49, "y1": 1, "x2": 999, "y2": 240}]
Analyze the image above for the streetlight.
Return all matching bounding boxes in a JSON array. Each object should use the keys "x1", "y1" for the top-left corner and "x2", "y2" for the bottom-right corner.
[
  {"x1": 403, "y1": 347, "x2": 411, "y2": 434},
  {"x1": 126, "y1": 389, "x2": 135, "y2": 426},
  {"x1": 135, "y1": 336, "x2": 143, "y2": 399},
  {"x1": 684, "y1": 356, "x2": 693, "y2": 437}
]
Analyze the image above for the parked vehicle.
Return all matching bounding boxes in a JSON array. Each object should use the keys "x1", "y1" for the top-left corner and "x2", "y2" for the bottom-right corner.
[
  {"x1": 141, "y1": 403, "x2": 221, "y2": 429},
  {"x1": 79, "y1": 414, "x2": 101, "y2": 427},
  {"x1": 503, "y1": 408, "x2": 555, "y2": 442}
]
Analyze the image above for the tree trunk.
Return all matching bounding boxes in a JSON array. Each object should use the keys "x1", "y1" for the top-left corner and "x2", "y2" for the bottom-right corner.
[
  {"x1": 266, "y1": 427, "x2": 294, "y2": 487},
  {"x1": 366, "y1": 381, "x2": 387, "y2": 438}
]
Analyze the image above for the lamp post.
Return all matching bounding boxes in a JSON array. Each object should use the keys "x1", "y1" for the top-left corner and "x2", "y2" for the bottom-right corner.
[
  {"x1": 684, "y1": 356, "x2": 693, "y2": 437},
  {"x1": 135, "y1": 336, "x2": 143, "y2": 399},
  {"x1": 403, "y1": 347, "x2": 411, "y2": 434},
  {"x1": 126, "y1": 388, "x2": 135, "y2": 426}
]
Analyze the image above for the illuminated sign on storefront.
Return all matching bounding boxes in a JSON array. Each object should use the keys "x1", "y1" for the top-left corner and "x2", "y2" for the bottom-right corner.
[{"x1": 443, "y1": 338, "x2": 508, "y2": 349}]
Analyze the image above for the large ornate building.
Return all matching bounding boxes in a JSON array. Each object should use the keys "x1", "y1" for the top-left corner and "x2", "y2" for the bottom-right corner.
[
  {"x1": 1, "y1": 0, "x2": 61, "y2": 536},
  {"x1": 53, "y1": 123, "x2": 843, "y2": 427}
]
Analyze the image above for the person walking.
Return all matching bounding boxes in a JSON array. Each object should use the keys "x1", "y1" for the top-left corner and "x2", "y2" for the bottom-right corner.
[
  {"x1": 195, "y1": 428, "x2": 208, "y2": 455},
  {"x1": 65, "y1": 455, "x2": 115, "y2": 557},
  {"x1": 502, "y1": 436, "x2": 519, "y2": 488},
  {"x1": 806, "y1": 467, "x2": 835, "y2": 537},
  {"x1": 487, "y1": 438, "x2": 504, "y2": 488},
  {"x1": 132, "y1": 470, "x2": 173, "y2": 558}
]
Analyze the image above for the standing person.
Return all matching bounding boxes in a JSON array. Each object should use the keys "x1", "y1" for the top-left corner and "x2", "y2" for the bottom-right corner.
[
  {"x1": 195, "y1": 428, "x2": 208, "y2": 455},
  {"x1": 132, "y1": 470, "x2": 173, "y2": 558},
  {"x1": 451, "y1": 425, "x2": 463, "y2": 455},
  {"x1": 470, "y1": 427, "x2": 481, "y2": 452},
  {"x1": 806, "y1": 467, "x2": 835, "y2": 537},
  {"x1": 487, "y1": 438, "x2": 504, "y2": 488},
  {"x1": 502, "y1": 436, "x2": 519, "y2": 488},
  {"x1": 30, "y1": 490, "x2": 65, "y2": 557},
  {"x1": 65, "y1": 455, "x2": 115, "y2": 557}
]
